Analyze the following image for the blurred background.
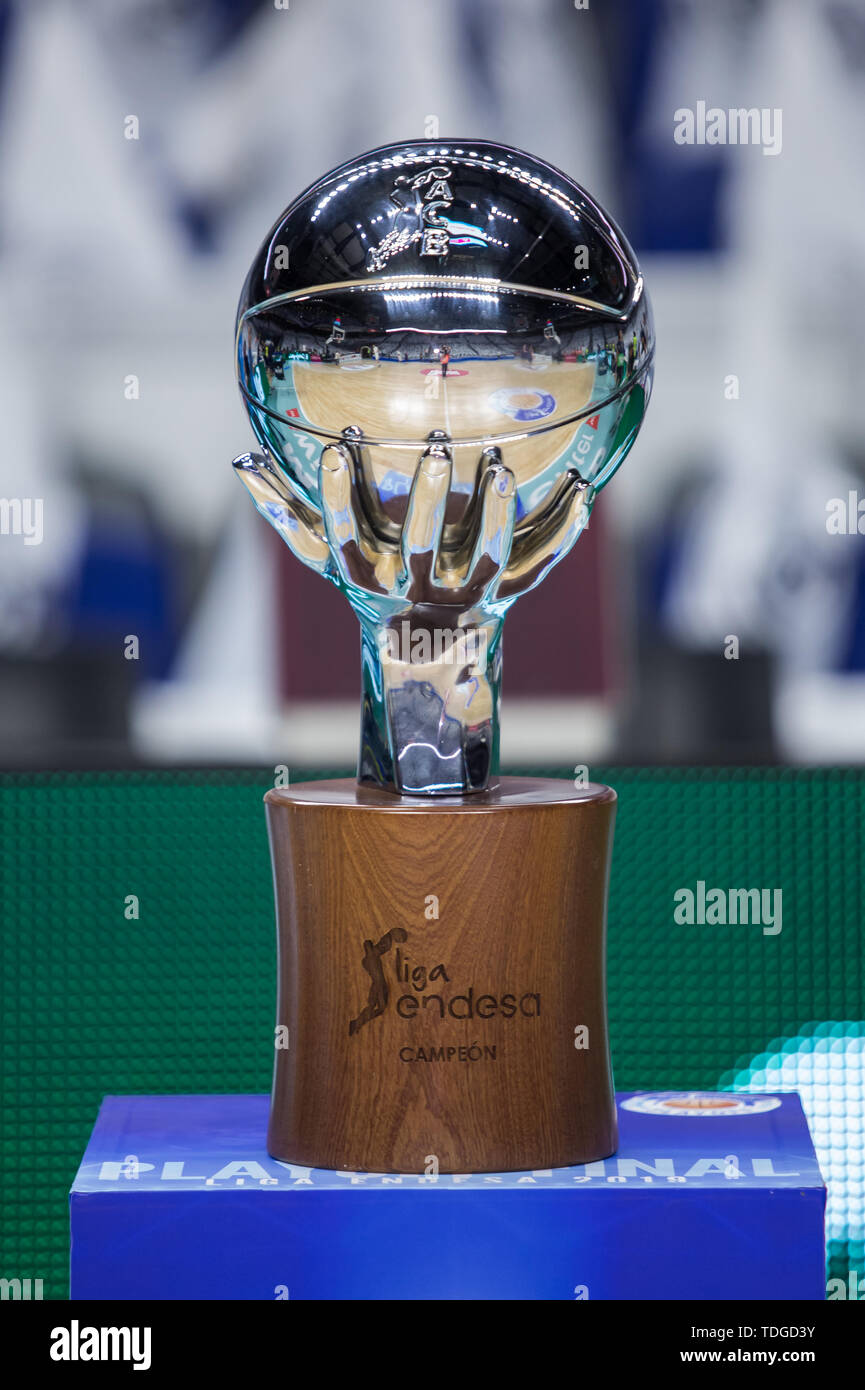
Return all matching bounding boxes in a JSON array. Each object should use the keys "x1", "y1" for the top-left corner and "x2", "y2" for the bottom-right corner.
[
  {"x1": 2, "y1": 0, "x2": 864, "y2": 771},
  {"x1": 1, "y1": 0, "x2": 863, "y2": 1301}
]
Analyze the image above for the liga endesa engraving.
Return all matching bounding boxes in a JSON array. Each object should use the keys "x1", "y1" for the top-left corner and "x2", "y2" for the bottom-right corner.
[{"x1": 348, "y1": 929, "x2": 541, "y2": 1038}]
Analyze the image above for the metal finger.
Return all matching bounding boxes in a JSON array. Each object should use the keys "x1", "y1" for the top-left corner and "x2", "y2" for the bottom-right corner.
[
  {"x1": 497, "y1": 472, "x2": 594, "y2": 600},
  {"x1": 320, "y1": 444, "x2": 386, "y2": 593},
  {"x1": 401, "y1": 440, "x2": 452, "y2": 597},
  {"x1": 464, "y1": 463, "x2": 517, "y2": 598},
  {"x1": 233, "y1": 452, "x2": 331, "y2": 575}
]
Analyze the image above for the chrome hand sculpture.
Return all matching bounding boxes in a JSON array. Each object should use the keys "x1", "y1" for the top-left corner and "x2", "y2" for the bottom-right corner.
[{"x1": 235, "y1": 430, "x2": 592, "y2": 793}]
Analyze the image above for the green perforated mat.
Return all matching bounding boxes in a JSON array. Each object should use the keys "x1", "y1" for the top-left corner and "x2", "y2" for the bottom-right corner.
[{"x1": 1, "y1": 767, "x2": 862, "y2": 1299}]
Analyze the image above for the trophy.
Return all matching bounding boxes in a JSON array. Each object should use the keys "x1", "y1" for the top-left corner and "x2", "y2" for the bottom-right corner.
[{"x1": 233, "y1": 140, "x2": 653, "y2": 1173}]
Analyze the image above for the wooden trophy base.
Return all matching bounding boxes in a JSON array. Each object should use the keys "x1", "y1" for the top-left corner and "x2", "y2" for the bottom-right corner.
[{"x1": 265, "y1": 777, "x2": 617, "y2": 1173}]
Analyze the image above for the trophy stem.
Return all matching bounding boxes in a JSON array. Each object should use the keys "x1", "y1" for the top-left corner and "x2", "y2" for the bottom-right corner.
[{"x1": 358, "y1": 609, "x2": 504, "y2": 796}]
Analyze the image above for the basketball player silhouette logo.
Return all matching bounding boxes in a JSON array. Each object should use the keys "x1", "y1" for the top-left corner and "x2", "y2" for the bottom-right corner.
[{"x1": 348, "y1": 928, "x2": 408, "y2": 1035}]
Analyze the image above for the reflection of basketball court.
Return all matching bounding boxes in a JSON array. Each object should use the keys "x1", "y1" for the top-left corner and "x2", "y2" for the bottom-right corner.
[
  {"x1": 292, "y1": 359, "x2": 596, "y2": 492},
  {"x1": 515, "y1": 353, "x2": 552, "y2": 371}
]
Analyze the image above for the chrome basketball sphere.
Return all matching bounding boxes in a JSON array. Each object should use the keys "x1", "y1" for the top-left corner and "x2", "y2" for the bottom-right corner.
[{"x1": 236, "y1": 139, "x2": 654, "y2": 537}]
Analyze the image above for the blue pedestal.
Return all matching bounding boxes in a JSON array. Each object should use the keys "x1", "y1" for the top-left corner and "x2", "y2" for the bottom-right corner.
[{"x1": 70, "y1": 1092, "x2": 825, "y2": 1300}]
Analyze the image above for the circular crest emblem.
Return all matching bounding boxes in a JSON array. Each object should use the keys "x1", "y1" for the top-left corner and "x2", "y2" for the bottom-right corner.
[
  {"x1": 490, "y1": 387, "x2": 556, "y2": 423},
  {"x1": 621, "y1": 1092, "x2": 782, "y2": 1117}
]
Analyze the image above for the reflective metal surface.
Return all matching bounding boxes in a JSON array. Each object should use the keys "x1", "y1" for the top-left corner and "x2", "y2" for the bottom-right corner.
[{"x1": 233, "y1": 139, "x2": 654, "y2": 795}]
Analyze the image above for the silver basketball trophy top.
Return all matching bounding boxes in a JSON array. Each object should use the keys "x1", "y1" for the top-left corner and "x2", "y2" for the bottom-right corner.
[{"x1": 234, "y1": 139, "x2": 654, "y2": 795}]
